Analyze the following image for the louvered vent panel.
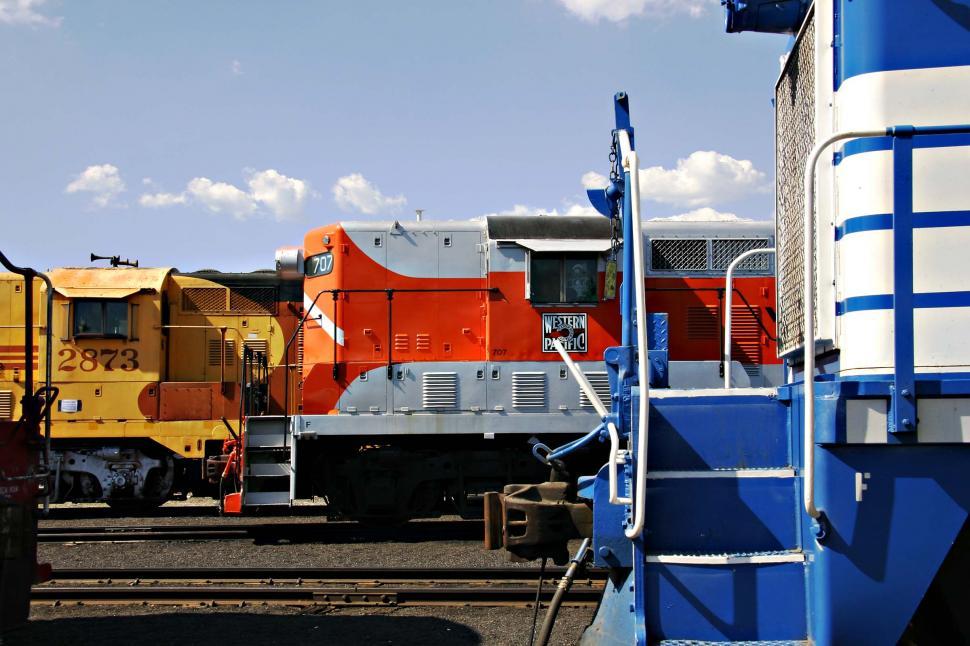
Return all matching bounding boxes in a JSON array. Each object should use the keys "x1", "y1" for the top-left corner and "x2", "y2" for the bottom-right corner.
[
  {"x1": 182, "y1": 287, "x2": 227, "y2": 313},
  {"x1": 712, "y1": 239, "x2": 771, "y2": 272},
  {"x1": 730, "y1": 306, "x2": 762, "y2": 369},
  {"x1": 297, "y1": 326, "x2": 304, "y2": 371},
  {"x1": 394, "y1": 334, "x2": 409, "y2": 352},
  {"x1": 422, "y1": 372, "x2": 458, "y2": 409},
  {"x1": 512, "y1": 372, "x2": 547, "y2": 408},
  {"x1": 687, "y1": 307, "x2": 719, "y2": 340},
  {"x1": 416, "y1": 334, "x2": 431, "y2": 351},
  {"x1": 207, "y1": 339, "x2": 236, "y2": 366},
  {"x1": 230, "y1": 287, "x2": 277, "y2": 314},
  {"x1": 579, "y1": 372, "x2": 611, "y2": 409},
  {"x1": 0, "y1": 390, "x2": 12, "y2": 419},
  {"x1": 244, "y1": 338, "x2": 268, "y2": 355},
  {"x1": 775, "y1": 12, "x2": 816, "y2": 354},
  {"x1": 650, "y1": 239, "x2": 708, "y2": 272}
]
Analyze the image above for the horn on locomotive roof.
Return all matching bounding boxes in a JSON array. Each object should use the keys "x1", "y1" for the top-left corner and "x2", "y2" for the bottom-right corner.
[{"x1": 90, "y1": 253, "x2": 139, "y2": 268}]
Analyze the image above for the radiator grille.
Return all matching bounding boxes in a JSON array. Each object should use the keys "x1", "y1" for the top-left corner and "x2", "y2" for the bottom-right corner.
[
  {"x1": 712, "y1": 239, "x2": 772, "y2": 272},
  {"x1": 0, "y1": 390, "x2": 12, "y2": 419},
  {"x1": 229, "y1": 287, "x2": 277, "y2": 314},
  {"x1": 207, "y1": 339, "x2": 236, "y2": 366},
  {"x1": 687, "y1": 306, "x2": 719, "y2": 340},
  {"x1": 513, "y1": 372, "x2": 547, "y2": 408},
  {"x1": 182, "y1": 287, "x2": 227, "y2": 313},
  {"x1": 422, "y1": 372, "x2": 458, "y2": 409},
  {"x1": 730, "y1": 306, "x2": 763, "y2": 369},
  {"x1": 579, "y1": 372, "x2": 611, "y2": 409},
  {"x1": 775, "y1": 12, "x2": 816, "y2": 354},
  {"x1": 650, "y1": 239, "x2": 708, "y2": 271}
]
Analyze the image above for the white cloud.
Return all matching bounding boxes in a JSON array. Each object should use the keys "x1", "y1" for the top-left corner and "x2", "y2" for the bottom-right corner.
[
  {"x1": 582, "y1": 171, "x2": 609, "y2": 190},
  {"x1": 557, "y1": 0, "x2": 713, "y2": 23},
  {"x1": 0, "y1": 0, "x2": 60, "y2": 26},
  {"x1": 247, "y1": 169, "x2": 310, "y2": 220},
  {"x1": 138, "y1": 168, "x2": 312, "y2": 220},
  {"x1": 480, "y1": 202, "x2": 600, "y2": 218},
  {"x1": 65, "y1": 164, "x2": 126, "y2": 208},
  {"x1": 139, "y1": 192, "x2": 187, "y2": 208},
  {"x1": 231, "y1": 59, "x2": 243, "y2": 76},
  {"x1": 637, "y1": 150, "x2": 768, "y2": 208},
  {"x1": 186, "y1": 177, "x2": 257, "y2": 219},
  {"x1": 649, "y1": 207, "x2": 751, "y2": 222},
  {"x1": 332, "y1": 173, "x2": 406, "y2": 216}
]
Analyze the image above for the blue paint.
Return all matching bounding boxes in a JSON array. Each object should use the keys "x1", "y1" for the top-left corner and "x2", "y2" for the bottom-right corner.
[
  {"x1": 836, "y1": 290, "x2": 970, "y2": 315},
  {"x1": 892, "y1": 134, "x2": 917, "y2": 434},
  {"x1": 835, "y1": 210, "x2": 970, "y2": 240},
  {"x1": 838, "y1": 132, "x2": 970, "y2": 163},
  {"x1": 838, "y1": 0, "x2": 970, "y2": 88},
  {"x1": 722, "y1": 0, "x2": 811, "y2": 35}
]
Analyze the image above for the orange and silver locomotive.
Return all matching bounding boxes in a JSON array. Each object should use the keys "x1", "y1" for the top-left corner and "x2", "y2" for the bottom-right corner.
[{"x1": 227, "y1": 215, "x2": 779, "y2": 522}]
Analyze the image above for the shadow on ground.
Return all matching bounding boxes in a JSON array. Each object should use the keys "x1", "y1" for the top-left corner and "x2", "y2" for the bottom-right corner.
[{"x1": 4, "y1": 610, "x2": 482, "y2": 645}]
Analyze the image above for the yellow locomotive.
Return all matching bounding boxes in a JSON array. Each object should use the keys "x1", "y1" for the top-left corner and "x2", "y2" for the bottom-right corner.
[{"x1": 0, "y1": 266, "x2": 301, "y2": 509}]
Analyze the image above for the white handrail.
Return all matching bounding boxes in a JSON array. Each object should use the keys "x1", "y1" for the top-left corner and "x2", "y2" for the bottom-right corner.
[
  {"x1": 723, "y1": 247, "x2": 776, "y2": 388},
  {"x1": 551, "y1": 338, "x2": 630, "y2": 505},
  {"x1": 801, "y1": 128, "x2": 885, "y2": 522},
  {"x1": 620, "y1": 141, "x2": 650, "y2": 540}
]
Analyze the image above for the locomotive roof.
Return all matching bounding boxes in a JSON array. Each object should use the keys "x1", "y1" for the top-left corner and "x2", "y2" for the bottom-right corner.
[
  {"x1": 335, "y1": 215, "x2": 772, "y2": 242},
  {"x1": 46, "y1": 267, "x2": 172, "y2": 298}
]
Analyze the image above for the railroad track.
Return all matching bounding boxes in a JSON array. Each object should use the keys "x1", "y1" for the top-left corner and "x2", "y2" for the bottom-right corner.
[
  {"x1": 37, "y1": 519, "x2": 483, "y2": 543},
  {"x1": 34, "y1": 567, "x2": 606, "y2": 607}
]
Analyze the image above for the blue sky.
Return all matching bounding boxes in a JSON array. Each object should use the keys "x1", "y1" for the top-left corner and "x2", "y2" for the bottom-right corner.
[{"x1": 0, "y1": 0, "x2": 787, "y2": 272}]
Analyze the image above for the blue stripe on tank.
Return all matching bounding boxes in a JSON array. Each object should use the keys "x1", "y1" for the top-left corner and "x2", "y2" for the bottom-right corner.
[
  {"x1": 838, "y1": 0, "x2": 970, "y2": 89},
  {"x1": 835, "y1": 210, "x2": 970, "y2": 240},
  {"x1": 836, "y1": 290, "x2": 970, "y2": 315}
]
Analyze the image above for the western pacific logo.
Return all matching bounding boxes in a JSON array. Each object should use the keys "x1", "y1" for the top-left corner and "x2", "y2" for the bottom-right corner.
[{"x1": 542, "y1": 313, "x2": 588, "y2": 353}]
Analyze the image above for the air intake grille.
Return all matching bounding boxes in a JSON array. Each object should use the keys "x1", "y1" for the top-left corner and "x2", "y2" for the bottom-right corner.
[
  {"x1": 244, "y1": 338, "x2": 268, "y2": 355},
  {"x1": 422, "y1": 372, "x2": 458, "y2": 409},
  {"x1": 579, "y1": 372, "x2": 611, "y2": 409},
  {"x1": 775, "y1": 11, "x2": 816, "y2": 354},
  {"x1": 182, "y1": 287, "x2": 227, "y2": 313},
  {"x1": 730, "y1": 306, "x2": 763, "y2": 368},
  {"x1": 207, "y1": 339, "x2": 236, "y2": 366},
  {"x1": 230, "y1": 287, "x2": 277, "y2": 314},
  {"x1": 0, "y1": 390, "x2": 12, "y2": 419},
  {"x1": 712, "y1": 239, "x2": 772, "y2": 272},
  {"x1": 650, "y1": 239, "x2": 708, "y2": 272},
  {"x1": 687, "y1": 306, "x2": 719, "y2": 340},
  {"x1": 513, "y1": 372, "x2": 547, "y2": 408}
]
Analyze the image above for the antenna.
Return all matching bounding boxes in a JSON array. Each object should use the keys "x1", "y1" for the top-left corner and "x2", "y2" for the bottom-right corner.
[
  {"x1": 415, "y1": 209, "x2": 424, "y2": 222},
  {"x1": 90, "y1": 253, "x2": 139, "y2": 268}
]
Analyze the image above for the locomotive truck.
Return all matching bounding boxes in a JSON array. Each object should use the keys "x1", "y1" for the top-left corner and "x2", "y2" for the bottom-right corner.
[
  {"x1": 224, "y1": 215, "x2": 780, "y2": 522},
  {"x1": 487, "y1": 2, "x2": 970, "y2": 643}
]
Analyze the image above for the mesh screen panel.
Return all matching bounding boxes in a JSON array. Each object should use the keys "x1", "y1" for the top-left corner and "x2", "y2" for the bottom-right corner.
[
  {"x1": 650, "y1": 239, "x2": 708, "y2": 271},
  {"x1": 229, "y1": 287, "x2": 277, "y2": 314},
  {"x1": 182, "y1": 287, "x2": 227, "y2": 313},
  {"x1": 775, "y1": 13, "x2": 816, "y2": 354},
  {"x1": 712, "y1": 239, "x2": 772, "y2": 272}
]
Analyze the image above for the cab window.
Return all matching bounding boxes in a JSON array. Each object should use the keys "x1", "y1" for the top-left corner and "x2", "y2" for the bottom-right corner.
[
  {"x1": 74, "y1": 300, "x2": 128, "y2": 338},
  {"x1": 529, "y1": 254, "x2": 598, "y2": 304}
]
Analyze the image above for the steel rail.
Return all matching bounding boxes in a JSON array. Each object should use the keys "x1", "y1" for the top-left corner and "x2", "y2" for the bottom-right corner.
[
  {"x1": 37, "y1": 519, "x2": 485, "y2": 543},
  {"x1": 45, "y1": 566, "x2": 607, "y2": 582}
]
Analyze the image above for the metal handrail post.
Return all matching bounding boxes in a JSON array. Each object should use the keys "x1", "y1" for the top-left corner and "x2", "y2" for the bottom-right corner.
[{"x1": 723, "y1": 248, "x2": 775, "y2": 388}]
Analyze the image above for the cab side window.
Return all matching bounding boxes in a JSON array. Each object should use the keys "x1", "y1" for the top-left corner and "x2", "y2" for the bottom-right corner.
[
  {"x1": 529, "y1": 254, "x2": 598, "y2": 305},
  {"x1": 74, "y1": 300, "x2": 128, "y2": 338}
]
